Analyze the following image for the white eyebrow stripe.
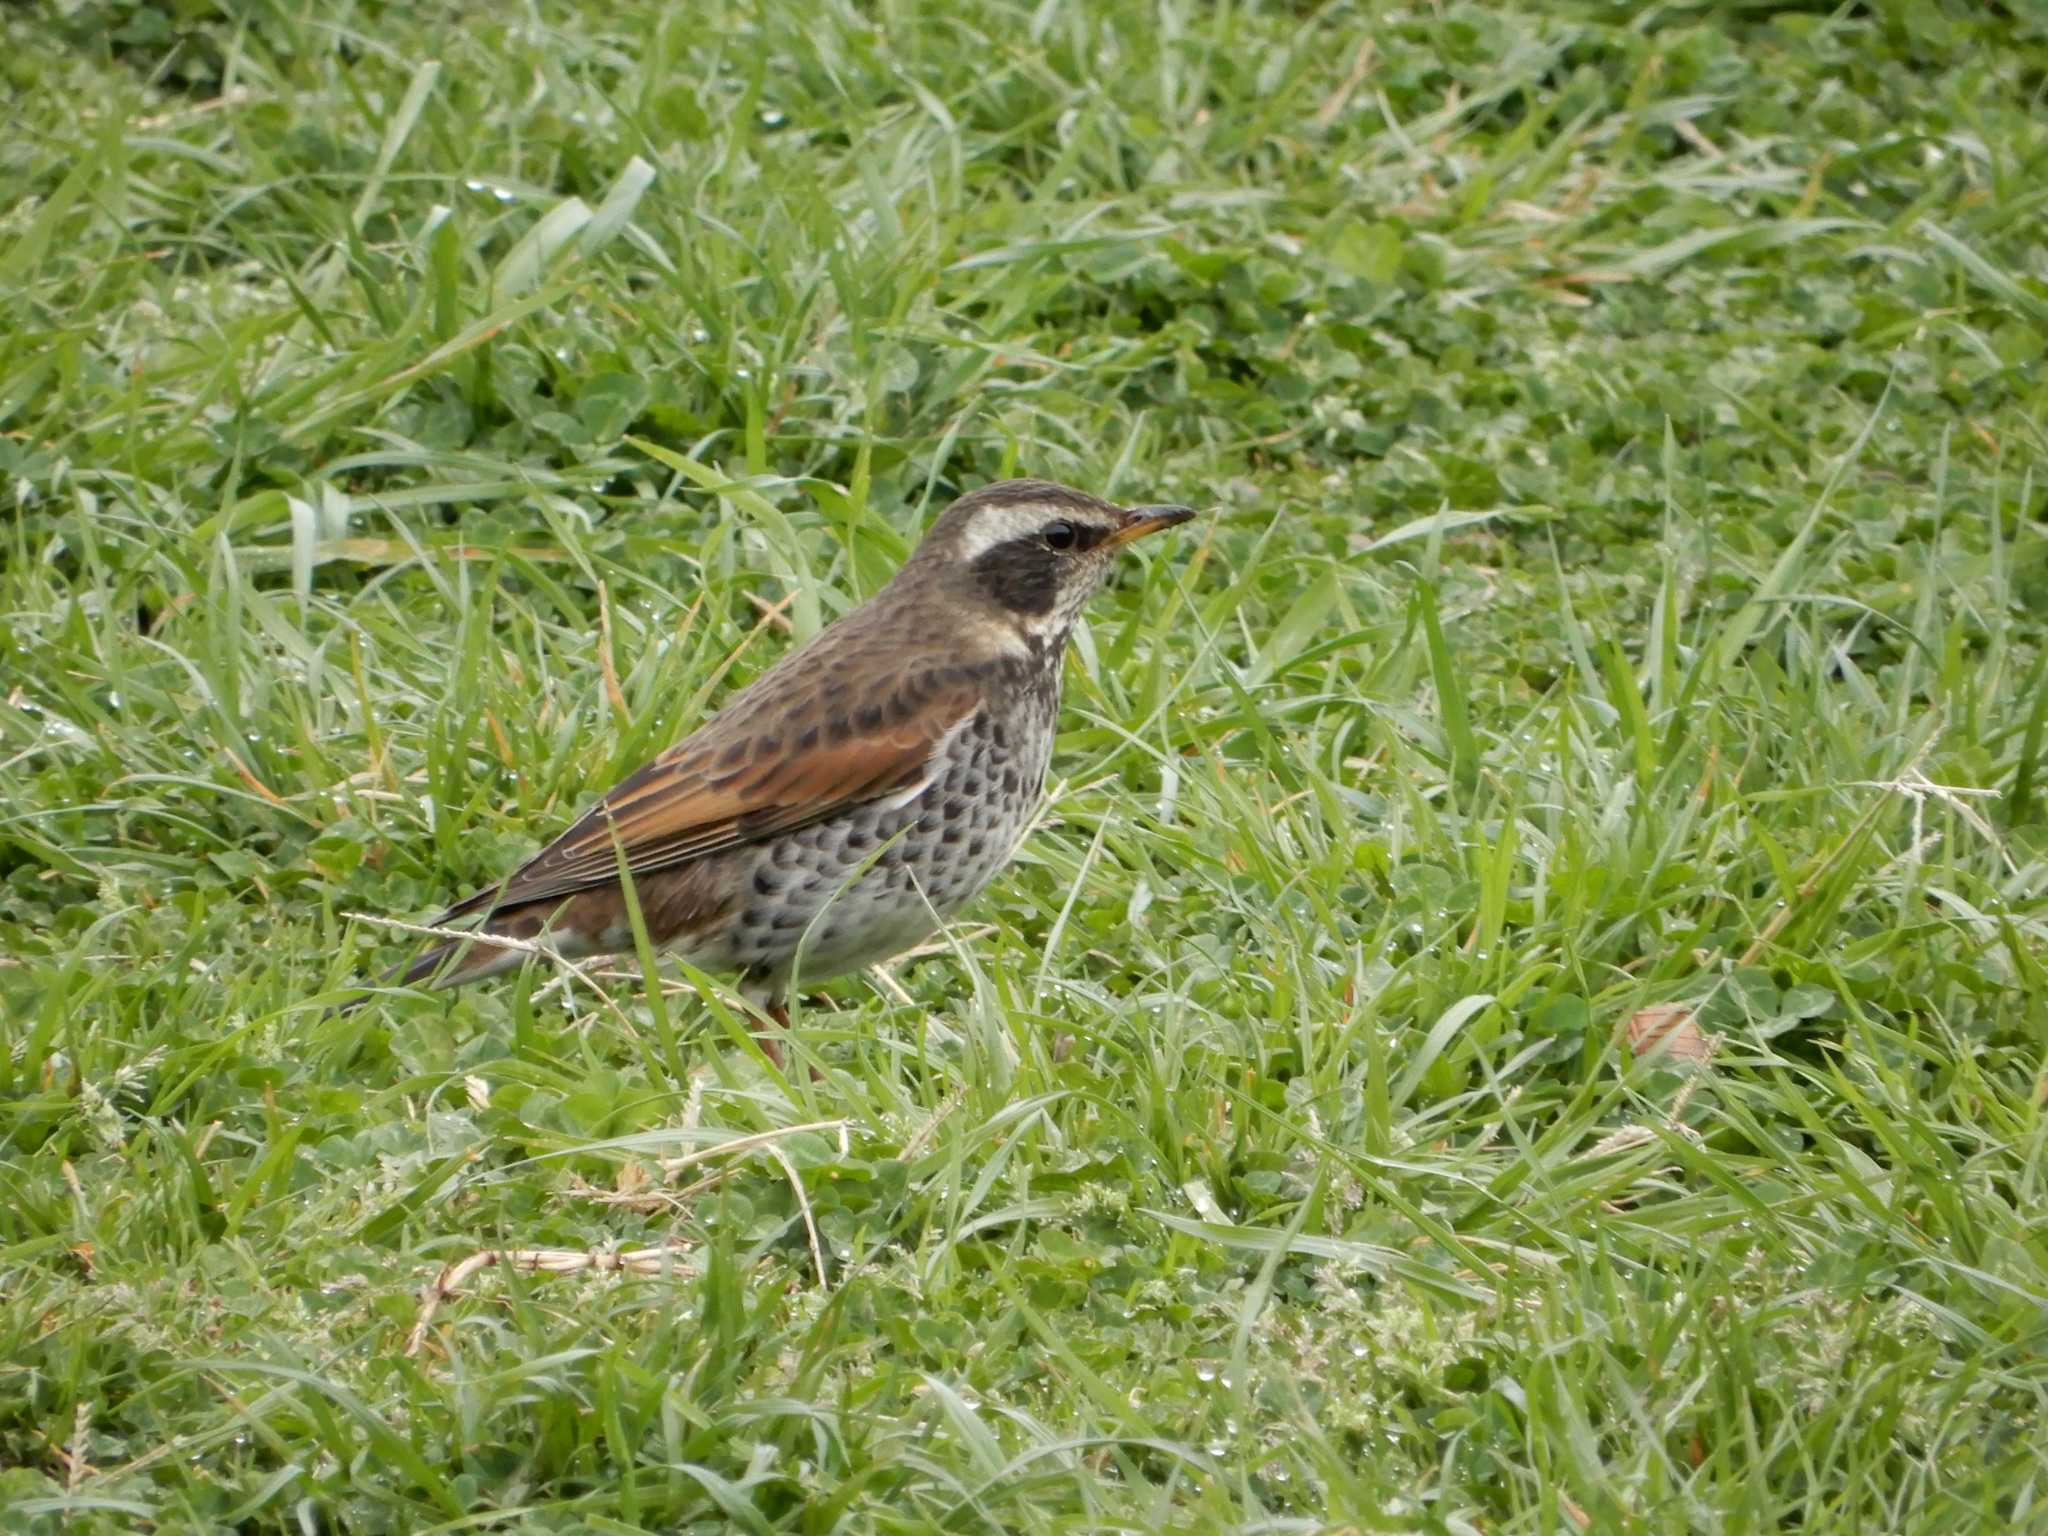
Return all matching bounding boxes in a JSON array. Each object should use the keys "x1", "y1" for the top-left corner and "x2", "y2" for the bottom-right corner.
[{"x1": 954, "y1": 502, "x2": 1058, "y2": 563}]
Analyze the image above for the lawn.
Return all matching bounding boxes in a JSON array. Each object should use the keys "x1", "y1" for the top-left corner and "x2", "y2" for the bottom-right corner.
[{"x1": 4, "y1": 0, "x2": 2047, "y2": 1530}]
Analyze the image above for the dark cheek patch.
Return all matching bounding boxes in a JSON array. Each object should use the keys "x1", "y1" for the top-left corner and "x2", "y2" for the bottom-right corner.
[{"x1": 973, "y1": 538, "x2": 1059, "y2": 614}]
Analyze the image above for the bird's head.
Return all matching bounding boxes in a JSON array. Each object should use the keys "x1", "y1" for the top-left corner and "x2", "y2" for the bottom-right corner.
[{"x1": 904, "y1": 479, "x2": 1194, "y2": 654}]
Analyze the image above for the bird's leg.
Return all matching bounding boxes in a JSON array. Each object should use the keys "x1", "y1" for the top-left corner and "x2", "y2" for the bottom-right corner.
[{"x1": 756, "y1": 1000, "x2": 790, "y2": 1070}]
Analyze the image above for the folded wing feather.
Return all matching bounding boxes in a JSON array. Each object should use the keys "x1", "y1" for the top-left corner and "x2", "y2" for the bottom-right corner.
[{"x1": 435, "y1": 681, "x2": 984, "y2": 923}]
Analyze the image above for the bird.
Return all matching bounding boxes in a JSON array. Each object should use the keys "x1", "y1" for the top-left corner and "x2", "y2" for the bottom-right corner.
[{"x1": 350, "y1": 478, "x2": 1194, "y2": 1065}]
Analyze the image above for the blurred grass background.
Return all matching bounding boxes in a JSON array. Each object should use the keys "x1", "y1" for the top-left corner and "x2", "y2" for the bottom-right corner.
[{"x1": 3, "y1": 0, "x2": 2046, "y2": 1530}]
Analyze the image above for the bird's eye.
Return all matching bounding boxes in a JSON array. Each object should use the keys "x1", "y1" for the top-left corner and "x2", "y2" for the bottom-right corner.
[{"x1": 1042, "y1": 520, "x2": 1078, "y2": 551}]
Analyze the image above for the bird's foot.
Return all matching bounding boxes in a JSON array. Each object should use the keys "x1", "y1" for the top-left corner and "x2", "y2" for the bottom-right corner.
[{"x1": 754, "y1": 1001, "x2": 825, "y2": 1081}]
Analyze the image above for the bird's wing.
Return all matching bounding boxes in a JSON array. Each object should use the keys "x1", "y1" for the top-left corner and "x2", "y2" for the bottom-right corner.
[{"x1": 436, "y1": 673, "x2": 983, "y2": 922}]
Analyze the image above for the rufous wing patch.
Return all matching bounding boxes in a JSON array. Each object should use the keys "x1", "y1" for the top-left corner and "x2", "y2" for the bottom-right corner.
[{"x1": 438, "y1": 680, "x2": 983, "y2": 922}]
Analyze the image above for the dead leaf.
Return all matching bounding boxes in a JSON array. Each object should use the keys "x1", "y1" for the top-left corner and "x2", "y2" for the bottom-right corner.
[{"x1": 1625, "y1": 1003, "x2": 1715, "y2": 1064}]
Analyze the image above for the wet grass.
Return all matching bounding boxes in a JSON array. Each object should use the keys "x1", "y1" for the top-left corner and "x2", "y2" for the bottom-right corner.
[{"x1": 3, "y1": 0, "x2": 2047, "y2": 1529}]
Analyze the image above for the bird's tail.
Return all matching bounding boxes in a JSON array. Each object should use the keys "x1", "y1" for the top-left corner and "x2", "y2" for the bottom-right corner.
[
  {"x1": 330, "y1": 909, "x2": 542, "y2": 1014},
  {"x1": 395, "y1": 929, "x2": 535, "y2": 988}
]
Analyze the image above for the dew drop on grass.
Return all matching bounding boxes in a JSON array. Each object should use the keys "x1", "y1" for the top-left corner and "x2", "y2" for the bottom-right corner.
[
  {"x1": 1206, "y1": 1440, "x2": 1229, "y2": 1456},
  {"x1": 758, "y1": 108, "x2": 786, "y2": 127},
  {"x1": 1194, "y1": 1364, "x2": 1216, "y2": 1382}
]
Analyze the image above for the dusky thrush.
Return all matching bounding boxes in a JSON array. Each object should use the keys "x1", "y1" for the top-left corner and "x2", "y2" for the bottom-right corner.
[{"x1": 360, "y1": 478, "x2": 1193, "y2": 1060}]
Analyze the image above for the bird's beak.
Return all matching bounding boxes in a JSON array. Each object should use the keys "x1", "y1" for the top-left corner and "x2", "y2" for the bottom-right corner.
[{"x1": 1103, "y1": 504, "x2": 1195, "y2": 550}]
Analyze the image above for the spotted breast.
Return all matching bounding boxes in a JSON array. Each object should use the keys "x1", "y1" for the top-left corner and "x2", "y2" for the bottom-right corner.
[{"x1": 709, "y1": 662, "x2": 1058, "y2": 993}]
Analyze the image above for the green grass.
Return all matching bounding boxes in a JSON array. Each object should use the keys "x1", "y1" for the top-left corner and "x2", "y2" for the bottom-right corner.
[{"x1": 4, "y1": 0, "x2": 2047, "y2": 1529}]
